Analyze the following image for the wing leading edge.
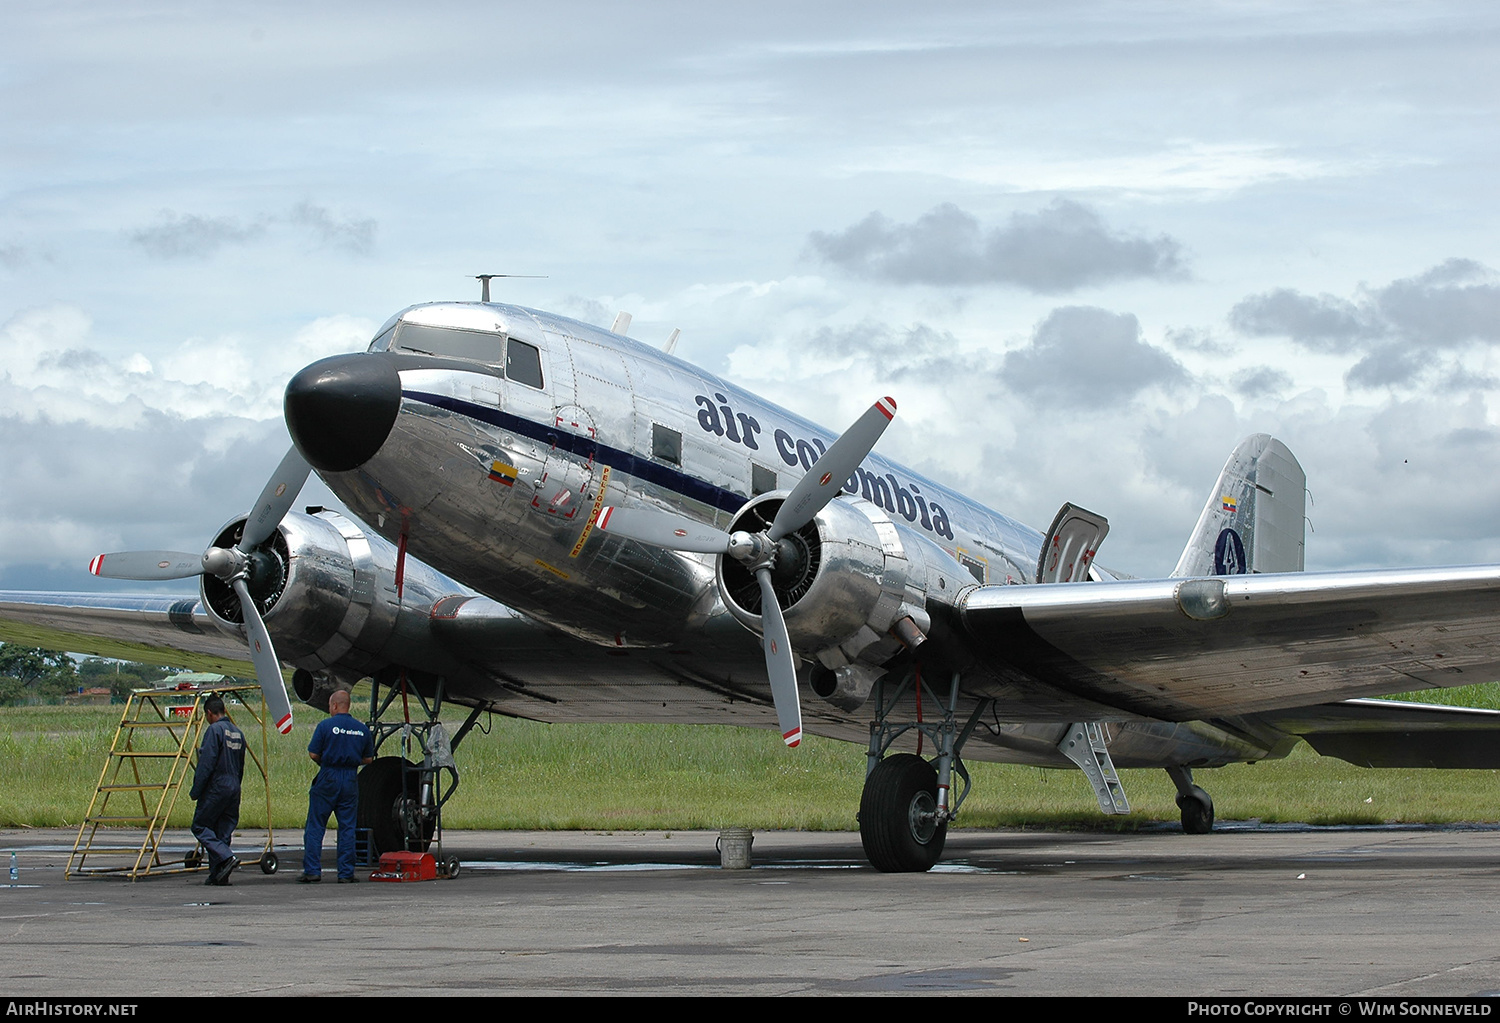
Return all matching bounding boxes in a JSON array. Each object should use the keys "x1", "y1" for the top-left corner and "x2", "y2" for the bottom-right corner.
[{"x1": 957, "y1": 565, "x2": 1500, "y2": 722}]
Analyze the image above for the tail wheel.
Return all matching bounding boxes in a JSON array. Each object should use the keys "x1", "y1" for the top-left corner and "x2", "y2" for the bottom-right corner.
[
  {"x1": 1177, "y1": 786, "x2": 1215, "y2": 834},
  {"x1": 358, "y1": 756, "x2": 436, "y2": 854},
  {"x1": 859, "y1": 753, "x2": 947, "y2": 872}
]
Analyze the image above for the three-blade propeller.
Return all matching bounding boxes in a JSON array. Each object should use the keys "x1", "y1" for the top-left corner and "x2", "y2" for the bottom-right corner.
[
  {"x1": 598, "y1": 396, "x2": 896, "y2": 747},
  {"x1": 89, "y1": 447, "x2": 312, "y2": 734}
]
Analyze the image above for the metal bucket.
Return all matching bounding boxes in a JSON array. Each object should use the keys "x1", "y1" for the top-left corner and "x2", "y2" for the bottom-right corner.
[{"x1": 716, "y1": 827, "x2": 754, "y2": 869}]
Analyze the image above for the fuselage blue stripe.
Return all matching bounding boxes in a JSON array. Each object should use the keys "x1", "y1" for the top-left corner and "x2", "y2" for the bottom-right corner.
[{"x1": 403, "y1": 389, "x2": 748, "y2": 514}]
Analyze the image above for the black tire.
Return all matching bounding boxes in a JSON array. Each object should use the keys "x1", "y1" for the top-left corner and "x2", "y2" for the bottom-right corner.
[
  {"x1": 358, "y1": 756, "x2": 435, "y2": 855},
  {"x1": 444, "y1": 855, "x2": 461, "y2": 880},
  {"x1": 259, "y1": 851, "x2": 278, "y2": 875},
  {"x1": 859, "y1": 753, "x2": 947, "y2": 872},
  {"x1": 184, "y1": 850, "x2": 202, "y2": 870},
  {"x1": 1177, "y1": 786, "x2": 1215, "y2": 834}
]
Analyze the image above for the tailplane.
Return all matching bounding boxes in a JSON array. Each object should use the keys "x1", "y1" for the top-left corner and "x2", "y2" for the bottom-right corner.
[{"x1": 1172, "y1": 434, "x2": 1306, "y2": 577}]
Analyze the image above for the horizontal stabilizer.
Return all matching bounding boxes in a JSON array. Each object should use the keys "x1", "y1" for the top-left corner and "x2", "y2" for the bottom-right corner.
[{"x1": 1254, "y1": 698, "x2": 1500, "y2": 769}]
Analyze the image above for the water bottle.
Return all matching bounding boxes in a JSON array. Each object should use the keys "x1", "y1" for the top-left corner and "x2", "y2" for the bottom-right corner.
[{"x1": 8, "y1": 851, "x2": 16, "y2": 883}]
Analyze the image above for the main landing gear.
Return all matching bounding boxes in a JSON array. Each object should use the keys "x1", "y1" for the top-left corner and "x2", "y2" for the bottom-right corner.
[
  {"x1": 357, "y1": 667, "x2": 490, "y2": 857},
  {"x1": 1166, "y1": 765, "x2": 1215, "y2": 834},
  {"x1": 859, "y1": 668, "x2": 988, "y2": 872}
]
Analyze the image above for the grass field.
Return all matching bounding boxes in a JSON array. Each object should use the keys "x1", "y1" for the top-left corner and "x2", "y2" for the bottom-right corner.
[{"x1": 3, "y1": 686, "x2": 1499, "y2": 832}]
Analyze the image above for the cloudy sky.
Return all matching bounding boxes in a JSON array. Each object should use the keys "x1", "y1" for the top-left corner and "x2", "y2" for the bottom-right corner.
[{"x1": 2, "y1": 0, "x2": 1498, "y2": 592}]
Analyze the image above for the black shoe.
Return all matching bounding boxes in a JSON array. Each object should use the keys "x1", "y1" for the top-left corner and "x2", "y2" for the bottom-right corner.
[
  {"x1": 337, "y1": 875, "x2": 359, "y2": 883},
  {"x1": 297, "y1": 873, "x2": 321, "y2": 884},
  {"x1": 211, "y1": 856, "x2": 240, "y2": 884},
  {"x1": 211, "y1": 877, "x2": 232, "y2": 887}
]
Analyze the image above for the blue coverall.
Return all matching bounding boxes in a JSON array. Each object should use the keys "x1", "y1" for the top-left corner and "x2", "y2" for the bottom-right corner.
[
  {"x1": 302, "y1": 712, "x2": 375, "y2": 879},
  {"x1": 190, "y1": 716, "x2": 245, "y2": 878}
]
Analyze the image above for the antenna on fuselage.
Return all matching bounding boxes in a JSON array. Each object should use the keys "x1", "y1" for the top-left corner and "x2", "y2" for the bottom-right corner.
[
  {"x1": 611, "y1": 312, "x2": 633, "y2": 336},
  {"x1": 474, "y1": 274, "x2": 546, "y2": 302},
  {"x1": 663, "y1": 328, "x2": 681, "y2": 355}
]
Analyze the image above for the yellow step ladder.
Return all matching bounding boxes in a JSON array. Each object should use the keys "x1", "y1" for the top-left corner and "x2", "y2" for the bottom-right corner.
[{"x1": 67, "y1": 683, "x2": 277, "y2": 880}]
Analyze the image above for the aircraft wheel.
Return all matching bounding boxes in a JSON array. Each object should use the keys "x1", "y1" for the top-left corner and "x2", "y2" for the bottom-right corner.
[
  {"x1": 259, "y1": 851, "x2": 278, "y2": 875},
  {"x1": 359, "y1": 756, "x2": 435, "y2": 854},
  {"x1": 1177, "y1": 786, "x2": 1215, "y2": 834},
  {"x1": 859, "y1": 753, "x2": 947, "y2": 872}
]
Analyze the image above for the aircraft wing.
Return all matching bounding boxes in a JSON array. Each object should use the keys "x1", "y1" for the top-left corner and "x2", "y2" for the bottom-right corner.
[
  {"x1": 957, "y1": 565, "x2": 1500, "y2": 721},
  {"x1": 0, "y1": 591, "x2": 256, "y2": 676}
]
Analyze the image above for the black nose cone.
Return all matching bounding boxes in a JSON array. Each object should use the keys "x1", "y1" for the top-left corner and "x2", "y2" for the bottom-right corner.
[{"x1": 285, "y1": 354, "x2": 402, "y2": 472}]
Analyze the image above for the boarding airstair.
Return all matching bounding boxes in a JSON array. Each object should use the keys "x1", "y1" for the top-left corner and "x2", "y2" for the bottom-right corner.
[{"x1": 67, "y1": 682, "x2": 277, "y2": 880}]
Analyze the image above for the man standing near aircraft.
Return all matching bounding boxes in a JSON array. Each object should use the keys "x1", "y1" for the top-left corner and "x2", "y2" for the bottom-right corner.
[
  {"x1": 189, "y1": 693, "x2": 245, "y2": 886},
  {"x1": 300, "y1": 689, "x2": 375, "y2": 883}
]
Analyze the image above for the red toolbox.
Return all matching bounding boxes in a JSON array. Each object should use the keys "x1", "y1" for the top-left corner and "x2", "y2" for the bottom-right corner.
[{"x1": 370, "y1": 851, "x2": 438, "y2": 882}]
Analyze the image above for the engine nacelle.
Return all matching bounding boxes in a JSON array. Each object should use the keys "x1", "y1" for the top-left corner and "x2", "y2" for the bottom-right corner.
[
  {"x1": 716, "y1": 493, "x2": 967, "y2": 687},
  {"x1": 200, "y1": 509, "x2": 463, "y2": 693}
]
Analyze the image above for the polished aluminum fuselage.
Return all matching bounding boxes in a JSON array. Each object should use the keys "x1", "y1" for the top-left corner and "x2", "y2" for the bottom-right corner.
[{"x1": 307, "y1": 302, "x2": 1285, "y2": 768}]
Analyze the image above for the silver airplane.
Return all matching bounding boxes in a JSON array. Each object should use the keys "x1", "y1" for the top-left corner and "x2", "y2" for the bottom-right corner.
[{"x1": 6, "y1": 295, "x2": 1500, "y2": 871}]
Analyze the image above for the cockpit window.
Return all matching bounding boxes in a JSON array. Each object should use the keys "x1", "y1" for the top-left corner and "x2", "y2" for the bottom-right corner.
[
  {"x1": 394, "y1": 323, "x2": 506, "y2": 364},
  {"x1": 368, "y1": 324, "x2": 397, "y2": 352},
  {"x1": 506, "y1": 339, "x2": 545, "y2": 389}
]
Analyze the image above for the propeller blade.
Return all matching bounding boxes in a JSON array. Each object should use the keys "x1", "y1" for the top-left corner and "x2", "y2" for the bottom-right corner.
[
  {"x1": 238, "y1": 447, "x2": 312, "y2": 552},
  {"x1": 596, "y1": 506, "x2": 733, "y2": 554},
  {"x1": 232, "y1": 578, "x2": 294, "y2": 735},
  {"x1": 755, "y1": 567, "x2": 802, "y2": 747},
  {"x1": 88, "y1": 551, "x2": 205, "y2": 580},
  {"x1": 770, "y1": 397, "x2": 896, "y2": 541}
]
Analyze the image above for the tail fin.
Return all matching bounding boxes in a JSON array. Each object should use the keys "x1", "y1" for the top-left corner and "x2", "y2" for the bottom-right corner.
[{"x1": 1172, "y1": 434, "x2": 1306, "y2": 577}]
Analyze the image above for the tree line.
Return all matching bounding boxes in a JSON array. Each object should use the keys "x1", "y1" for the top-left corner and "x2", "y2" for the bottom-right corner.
[{"x1": 0, "y1": 642, "x2": 180, "y2": 705}]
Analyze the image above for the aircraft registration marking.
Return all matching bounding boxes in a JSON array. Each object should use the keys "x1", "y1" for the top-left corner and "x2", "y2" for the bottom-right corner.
[{"x1": 569, "y1": 465, "x2": 612, "y2": 558}]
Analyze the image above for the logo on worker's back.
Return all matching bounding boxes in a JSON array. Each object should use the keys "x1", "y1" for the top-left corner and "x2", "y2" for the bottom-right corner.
[{"x1": 1215, "y1": 528, "x2": 1247, "y2": 575}]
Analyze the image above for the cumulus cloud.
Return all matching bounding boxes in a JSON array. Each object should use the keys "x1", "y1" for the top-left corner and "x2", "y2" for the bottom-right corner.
[
  {"x1": 288, "y1": 202, "x2": 377, "y2": 255},
  {"x1": 129, "y1": 213, "x2": 267, "y2": 259},
  {"x1": 1002, "y1": 306, "x2": 1188, "y2": 405},
  {"x1": 128, "y1": 204, "x2": 377, "y2": 259},
  {"x1": 1229, "y1": 259, "x2": 1500, "y2": 388},
  {"x1": 807, "y1": 200, "x2": 1186, "y2": 293},
  {"x1": 1232, "y1": 366, "x2": 1294, "y2": 398},
  {"x1": 0, "y1": 304, "x2": 365, "y2": 586}
]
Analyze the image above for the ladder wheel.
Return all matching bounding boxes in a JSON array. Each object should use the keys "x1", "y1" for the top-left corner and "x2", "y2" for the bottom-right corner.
[
  {"x1": 859, "y1": 754, "x2": 947, "y2": 873},
  {"x1": 444, "y1": 855, "x2": 461, "y2": 879},
  {"x1": 259, "y1": 851, "x2": 279, "y2": 875}
]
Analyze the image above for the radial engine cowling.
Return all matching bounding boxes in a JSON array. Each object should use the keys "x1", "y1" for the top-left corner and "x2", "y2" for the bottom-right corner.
[
  {"x1": 715, "y1": 493, "x2": 952, "y2": 684},
  {"x1": 199, "y1": 509, "x2": 407, "y2": 679}
]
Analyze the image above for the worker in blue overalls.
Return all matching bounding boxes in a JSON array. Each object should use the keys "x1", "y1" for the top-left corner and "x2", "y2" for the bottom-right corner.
[
  {"x1": 189, "y1": 693, "x2": 245, "y2": 886},
  {"x1": 299, "y1": 688, "x2": 375, "y2": 883}
]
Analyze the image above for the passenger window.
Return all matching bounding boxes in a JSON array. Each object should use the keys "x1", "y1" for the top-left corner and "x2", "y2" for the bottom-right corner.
[
  {"x1": 751, "y1": 464, "x2": 777, "y2": 496},
  {"x1": 652, "y1": 424, "x2": 682, "y2": 466},
  {"x1": 507, "y1": 340, "x2": 545, "y2": 389},
  {"x1": 394, "y1": 323, "x2": 505, "y2": 364}
]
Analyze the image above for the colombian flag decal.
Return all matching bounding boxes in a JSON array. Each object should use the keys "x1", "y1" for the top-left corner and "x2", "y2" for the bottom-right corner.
[
  {"x1": 1221, "y1": 495, "x2": 1238, "y2": 513},
  {"x1": 489, "y1": 461, "x2": 518, "y2": 486}
]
